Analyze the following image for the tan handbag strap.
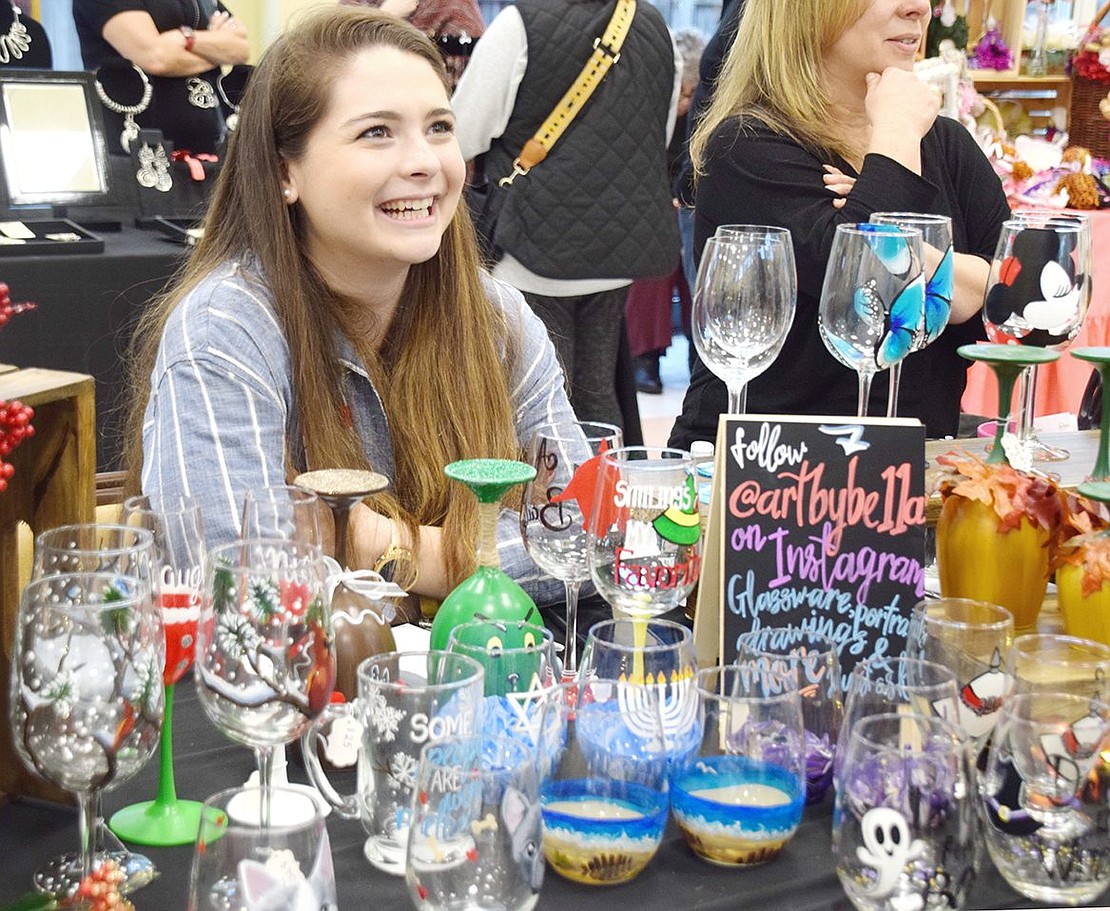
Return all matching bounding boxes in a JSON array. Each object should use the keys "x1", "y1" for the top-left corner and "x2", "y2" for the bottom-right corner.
[
  {"x1": 498, "y1": 0, "x2": 636, "y2": 187},
  {"x1": 1089, "y1": 0, "x2": 1110, "y2": 33}
]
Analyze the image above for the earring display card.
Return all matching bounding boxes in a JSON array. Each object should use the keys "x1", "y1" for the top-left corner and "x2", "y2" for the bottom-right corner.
[
  {"x1": 130, "y1": 128, "x2": 217, "y2": 234},
  {"x1": 0, "y1": 218, "x2": 104, "y2": 256}
]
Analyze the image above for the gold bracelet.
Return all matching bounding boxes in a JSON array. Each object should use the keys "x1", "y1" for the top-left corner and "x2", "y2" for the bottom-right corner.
[{"x1": 372, "y1": 524, "x2": 419, "y2": 591}]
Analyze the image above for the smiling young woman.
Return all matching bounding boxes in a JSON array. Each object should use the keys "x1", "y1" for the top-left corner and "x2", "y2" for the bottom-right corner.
[{"x1": 123, "y1": 7, "x2": 577, "y2": 607}]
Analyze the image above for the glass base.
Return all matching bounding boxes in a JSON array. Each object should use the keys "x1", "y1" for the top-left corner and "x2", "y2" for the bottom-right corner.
[
  {"x1": 109, "y1": 798, "x2": 204, "y2": 847},
  {"x1": 364, "y1": 834, "x2": 406, "y2": 875},
  {"x1": 33, "y1": 849, "x2": 157, "y2": 898}
]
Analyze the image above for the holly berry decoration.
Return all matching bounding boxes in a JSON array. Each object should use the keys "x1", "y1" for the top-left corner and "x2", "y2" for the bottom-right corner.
[
  {"x1": 0, "y1": 399, "x2": 34, "y2": 492},
  {"x1": 0, "y1": 280, "x2": 36, "y2": 328}
]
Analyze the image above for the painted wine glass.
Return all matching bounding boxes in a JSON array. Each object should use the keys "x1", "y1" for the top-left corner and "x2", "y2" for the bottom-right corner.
[
  {"x1": 586, "y1": 446, "x2": 702, "y2": 622},
  {"x1": 983, "y1": 216, "x2": 1090, "y2": 461},
  {"x1": 870, "y1": 213, "x2": 953, "y2": 417},
  {"x1": 10, "y1": 573, "x2": 164, "y2": 894},
  {"x1": 735, "y1": 626, "x2": 843, "y2": 803},
  {"x1": 109, "y1": 494, "x2": 207, "y2": 848},
  {"x1": 818, "y1": 223, "x2": 926, "y2": 417},
  {"x1": 520, "y1": 420, "x2": 623, "y2": 677},
  {"x1": 195, "y1": 538, "x2": 335, "y2": 829},
  {"x1": 540, "y1": 678, "x2": 669, "y2": 886},
  {"x1": 692, "y1": 228, "x2": 798, "y2": 414}
]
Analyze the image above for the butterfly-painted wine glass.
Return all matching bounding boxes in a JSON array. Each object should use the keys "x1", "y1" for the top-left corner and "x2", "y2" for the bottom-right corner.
[
  {"x1": 870, "y1": 213, "x2": 953, "y2": 418},
  {"x1": 818, "y1": 223, "x2": 926, "y2": 417},
  {"x1": 983, "y1": 215, "x2": 1090, "y2": 462},
  {"x1": 692, "y1": 227, "x2": 798, "y2": 414}
]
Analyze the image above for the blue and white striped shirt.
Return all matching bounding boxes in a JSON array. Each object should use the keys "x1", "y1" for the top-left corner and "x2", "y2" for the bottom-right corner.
[{"x1": 141, "y1": 259, "x2": 577, "y2": 605}]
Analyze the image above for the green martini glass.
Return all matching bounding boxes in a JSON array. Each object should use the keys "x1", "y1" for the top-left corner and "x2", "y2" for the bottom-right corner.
[
  {"x1": 430, "y1": 459, "x2": 543, "y2": 651},
  {"x1": 1071, "y1": 347, "x2": 1110, "y2": 481},
  {"x1": 958, "y1": 344, "x2": 1060, "y2": 466}
]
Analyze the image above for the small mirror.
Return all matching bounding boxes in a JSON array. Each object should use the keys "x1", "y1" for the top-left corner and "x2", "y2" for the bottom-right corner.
[{"x1": 0, "y1": 69, "x2": 109, "y2": 207}]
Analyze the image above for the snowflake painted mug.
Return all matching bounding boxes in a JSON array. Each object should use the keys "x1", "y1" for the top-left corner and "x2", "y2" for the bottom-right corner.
[{"x1": 302, "y1": 650, "x2": 485, "y2": 875}]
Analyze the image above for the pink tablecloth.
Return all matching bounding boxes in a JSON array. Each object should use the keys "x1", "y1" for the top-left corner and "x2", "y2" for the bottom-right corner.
[{"x1": 961, "y1": 209, "x2": 1110, "y2": 419}]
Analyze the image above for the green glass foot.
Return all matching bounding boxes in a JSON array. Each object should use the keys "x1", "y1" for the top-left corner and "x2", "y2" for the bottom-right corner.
[{"x1": 109, "y1": 798, "x2": 204, "y2": 847}]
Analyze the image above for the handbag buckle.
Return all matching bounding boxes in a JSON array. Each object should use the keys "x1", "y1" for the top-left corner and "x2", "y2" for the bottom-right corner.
[{"x1": 498, "y1": 159, "x2": 530, "y2": 187}]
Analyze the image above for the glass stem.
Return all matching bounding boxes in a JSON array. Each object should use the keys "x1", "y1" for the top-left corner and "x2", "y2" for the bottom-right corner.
[
  {"x1": 1096, "y1": 366, "x2": 1110, "y2": 481},
  {"x1": 886, "y1": 362, "x2": 903, "y2": 418},
  {"x1": 77, "y1": 791, "x2": 97, "y2": 882},
  {"x1": 476, "y1": 500, "x2": 500, "y2": 569},
  {"x1": 1018, "y1": 366, "x2": 1037, "y2": 443},
  {"x1": 334, "y1": 502, "x2": 351, "y2": 570},
  {"x1": 153, "y1": 683, "x2": 178, "y2": 808},
  {"x1": 726, "y1": 381, "x2": 748, "y2": 415},
  {"x1": 255, "y1": 745, "x2": 274, "y2": 829},
  {"x1": 563, "y1": 580, "x2": 582, "y2": 678},
  {"x1": 989, "y1": 364, "x2": 1024, "y2": 465},
  {"x1": 857, "y1": 372, "x2": 873, "y2": 418}
]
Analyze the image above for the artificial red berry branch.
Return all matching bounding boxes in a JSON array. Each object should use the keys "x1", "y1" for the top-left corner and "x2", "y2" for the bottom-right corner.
[{"x1": 0, "y1": 281, "x2": 37, "y2": 493}]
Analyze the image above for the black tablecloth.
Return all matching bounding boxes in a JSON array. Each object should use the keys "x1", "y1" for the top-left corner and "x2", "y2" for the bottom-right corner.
[
  {"x1": 0, "y1": 676, "x2": 1067, "y2": 910},
  {"x1": 0, "y1": 225, "x2": 186, "y2": 472}
]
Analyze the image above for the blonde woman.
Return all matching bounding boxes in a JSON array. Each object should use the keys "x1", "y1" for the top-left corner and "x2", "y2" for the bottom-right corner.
[
  {"x1": 669, "y1": 0, "x2": 1009, "y2": 446},
  {"x1": 124, "y1": 7, "x2": 575, "y2": 605}
]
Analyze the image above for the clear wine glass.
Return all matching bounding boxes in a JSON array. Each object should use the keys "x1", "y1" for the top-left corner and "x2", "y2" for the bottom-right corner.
[
  {"x1": 693, "y1": 227, "x2": 797, "y2": 414},
  {"x1": 870, "y1": 213, "x2": 954, "y2": 418},
  {"x1": 10, "y1": 573, "x2": 164, "y2": 891},
  {"x1": 983, "y1": 215, "x2": 1090, "y2": 462},
  {"x1": 520, "y1": 420, "x2": 623, "y2": 677},
  {"x1": 240, "y1": 483, "x2": 324, "y2": 548},
  {"x1": 196, "y1": 538, "x2": 335, "y2": 829},
  {"x1": 30, "y1": 524, "x2": 159, "y2": 897},
  {"x1": 108, "y1": 495, "x2": 206, "y2": 847},
  {"x1": 818, "y1": 223, "x2": 926, "y2": 417},
  {"x1": 586, "y1": 446, "x2": 702, "y2": 622}
]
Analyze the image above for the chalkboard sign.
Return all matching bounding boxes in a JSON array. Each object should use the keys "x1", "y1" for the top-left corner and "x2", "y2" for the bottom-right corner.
[{"x1": 694, "y1": 415, "x2": 927, "y2": 676}]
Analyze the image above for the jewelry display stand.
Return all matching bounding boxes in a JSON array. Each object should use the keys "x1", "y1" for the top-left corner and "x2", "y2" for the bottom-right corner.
[{"x1": 129, "y1": 129, "x2": 216, "y2": 244}]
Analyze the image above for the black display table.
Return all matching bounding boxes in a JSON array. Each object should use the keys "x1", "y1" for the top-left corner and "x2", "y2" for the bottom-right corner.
[
  {"x1": 0, "y1": 678, "x2": 1065, "y2": 909},
  {"x1": 0, "y1": 226, "x2": 186, "y2": 472}
]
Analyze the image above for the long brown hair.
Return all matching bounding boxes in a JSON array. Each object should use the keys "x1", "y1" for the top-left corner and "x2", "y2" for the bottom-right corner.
[
  {"x1": 691, "y1": 0, "x2": 867, "y2": 171},
  {"x1": 123, "y1": 7, "x2": 519, "y2": 584}
]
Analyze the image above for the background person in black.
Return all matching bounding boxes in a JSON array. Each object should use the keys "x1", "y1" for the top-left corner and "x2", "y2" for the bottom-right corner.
[
  {"x1": 74, "y1": 0, "x2": 249, "y2": 156},
  {"x1": 668, "y1": 0, "x2": 1010, "y2": 448}
]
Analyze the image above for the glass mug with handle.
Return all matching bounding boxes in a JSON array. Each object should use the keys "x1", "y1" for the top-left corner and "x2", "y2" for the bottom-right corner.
[{"x1": 302, "y1": 650, "x2": 485, "y2": 875}]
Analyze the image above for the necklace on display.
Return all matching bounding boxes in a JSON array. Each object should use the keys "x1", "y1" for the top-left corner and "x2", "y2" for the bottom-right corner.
[
  {"x1": 0, "y1": 5, "x2": 31, "y2": 65},
  {"x1": 216, "y1": 71, "x2": 240, "y2": 132},
  {"x1": 95, "y1": 64, "x2": 153, "y2": 153}
]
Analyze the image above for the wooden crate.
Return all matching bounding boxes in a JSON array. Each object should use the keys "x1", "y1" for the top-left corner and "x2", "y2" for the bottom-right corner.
[{"x1": 0, "y1": 367, "x2": 95, "y2": 805}]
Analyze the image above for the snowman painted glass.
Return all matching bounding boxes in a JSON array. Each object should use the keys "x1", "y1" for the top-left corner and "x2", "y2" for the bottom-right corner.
[
  {"x1": 833, "y1": 713, "x2": 975, "y2": 911},
  {"x1": 977, "y1": 692, "x2": 1110, "y2": 905}
]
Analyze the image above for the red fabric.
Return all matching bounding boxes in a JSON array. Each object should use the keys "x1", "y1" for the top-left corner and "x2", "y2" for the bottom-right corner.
[{"x1": 625, "y1": 262, "x2": 690, "y2": 358}]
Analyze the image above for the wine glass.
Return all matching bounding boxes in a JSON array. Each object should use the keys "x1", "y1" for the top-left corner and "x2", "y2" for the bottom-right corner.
[
  {"x1": 240, "y1": 483, "x2": 324, "y2": 548},
  {"x1": 983, "y1": 216, "x2": 1090, "y2": 461},
  {"x1": 835, "y1": 656, "x2": 960, "y2": 789},
  {"x1": 196, "y1": 538, "x2": 334, "y2": 828},
  {"x1": 30, "y1": 523, "x2": 159, "y2": 897},
  {"x1": 539, "y1": 678, "x2": 670, "y2": 886},
  {"x1": 10, "y1": 573, "x2": 164, "y2": 891},
  {"x1": 586, "y1": 446, "x2": 702, "y2": 621},
  {"x1": 906, "y1": 597, "x2": 1014, "y2": 743},
  {"x1": 1007, "y1": 633, "x2": 1110, "y2": 701},
  {"x1": 978, "y1": 692, "x2": 1110, "y2": 905},
  {"x1": 188, "y1": 784, "x2": 336, "y2": 911},
  {"x1": 870, "y1": 213, "x2": 954, "y2": 417},
  {"x1": 818, "y1": 223, "x2": 926, "y2": 417},
  {"x1": 578, "y1": 618, "x2": 698, "y2": 760},
  {"x1": 293, "y1": 468, "x2": 389, "y2": 570},
  {"x1": 108, "y1": 495, "x2": 206, "y2": 848},
  {"x1": 834, "y1": 712, "x2": 975, "y2": 911},
  {"x1": 520, "y1": 420, "x2": 623, "y2": 677},
  {"x1": 671, "y1": 662, "x2": 806, "y2": 866},
  {"x1": 1071, "y1": 347, "x2": 1110, "y2": 480},
  {"x1": 735, "y1": 626, "x2": 843, "y2": 803},
  {"x1": 693, "y1": 228, "x2": 797, "y2": 414}
]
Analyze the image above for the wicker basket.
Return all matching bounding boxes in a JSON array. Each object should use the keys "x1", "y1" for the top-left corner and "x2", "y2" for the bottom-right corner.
[{"x1": 1069, "y1": 0, "x2": 1110, "y2": 158}]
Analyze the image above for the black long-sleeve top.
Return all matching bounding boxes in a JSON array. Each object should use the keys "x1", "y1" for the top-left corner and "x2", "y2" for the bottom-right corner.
[{"x1": 669, "y1": 115, "x2": 1010, "y2": 447}]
